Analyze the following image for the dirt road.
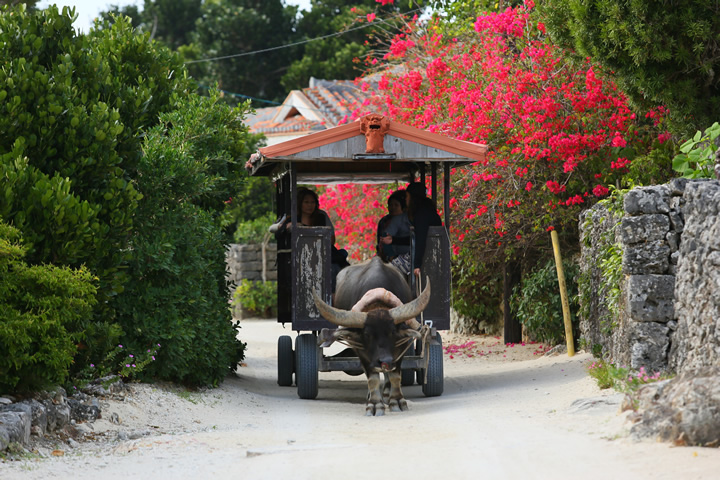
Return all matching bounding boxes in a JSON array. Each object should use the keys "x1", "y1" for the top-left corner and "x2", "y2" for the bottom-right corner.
[{"x1": 3, "y1": 319, "x2": 718, "y2": 480}]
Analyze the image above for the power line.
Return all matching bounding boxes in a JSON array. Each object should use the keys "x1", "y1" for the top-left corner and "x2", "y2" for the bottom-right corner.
[
  {"x1": 196, "y1": 84, "x2": 338, "y2": 116},
  {"x1": 184, "y1": 8, "x2": 423, "y2": 65},
  {"x1": 198, "y1": 84, "x2": 283, "y2": 105}
]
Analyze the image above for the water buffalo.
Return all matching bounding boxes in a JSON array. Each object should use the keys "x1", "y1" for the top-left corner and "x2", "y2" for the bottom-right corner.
[{"x1": 313, "y1": 256, "x2": 430, "y2": 416}]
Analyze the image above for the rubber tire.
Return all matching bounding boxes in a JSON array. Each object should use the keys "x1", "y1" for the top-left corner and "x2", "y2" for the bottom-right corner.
[
  {"x1": 401, "y1": 343, "x2": 416, "y2": 386},
  {"x1": 295, "y1": 333, "x2": 319, "y2": 399},
  {"x1": 277, "y1": 335, "x2": 294, "y2": 386},
  {"x1": 421, "y1": 333, "x2": 444, "y2": 397}
]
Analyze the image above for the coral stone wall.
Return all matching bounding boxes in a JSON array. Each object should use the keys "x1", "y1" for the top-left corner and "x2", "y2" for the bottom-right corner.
[
  {"x1": 225, "y1": 243, "x2": 277, "y2": 285},
  {"x1": 669, "y1": 181, "x2": 720, "y2": 371},
  {"x1": 579, "y1": 179, "x2": 720, "y2": 373}
]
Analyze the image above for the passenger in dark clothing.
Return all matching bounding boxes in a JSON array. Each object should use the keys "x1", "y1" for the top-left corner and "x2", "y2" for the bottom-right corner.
[
  {"x1": 406, "y1": 182, "x2": 442, "y2": 277},
  {"x1": 377, "y1": 189, "x2": 412, "y2": 261}
]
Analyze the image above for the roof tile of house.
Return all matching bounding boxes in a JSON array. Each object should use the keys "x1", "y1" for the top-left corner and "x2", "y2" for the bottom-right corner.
[{"x1": 246, "y1": 79, "x2": 370, "y2": 135}]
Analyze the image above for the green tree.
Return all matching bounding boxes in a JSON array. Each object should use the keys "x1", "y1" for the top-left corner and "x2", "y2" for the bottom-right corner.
[
  {"x1": 111, "y1": 92, "x2": 250, "y2": 386},
  {"x1": 99, "y1": 0, "x2": 202, "y2": 49},
  {"x1": 181, "y1": 0, "x2": 300, "y2": 104},
  {"x1": 282, "y1": 0, "x2": 423, "y2": 89},
  {"x1": 2, "y1": 6, "x2": 250, "y2": 387},
  {"x1": 537, "y1": 0, "x2": 720, "y2": 135},
  {"x1": 0, "y1": 6, "x2": 180, "y2": 310},
  {"x1": 0, "y1": 0, "x2": 38, "y2": 8}
]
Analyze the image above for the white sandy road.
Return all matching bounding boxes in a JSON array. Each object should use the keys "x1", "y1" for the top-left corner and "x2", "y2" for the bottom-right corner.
[{"x1": 2, "y1": 319, "x2": 719, "y2": 480}]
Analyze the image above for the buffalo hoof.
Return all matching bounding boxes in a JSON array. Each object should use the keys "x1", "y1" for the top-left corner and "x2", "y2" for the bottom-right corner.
[
  {"x1": 365, "y1": 403, "x2": 385, "y2": 416},
  {"x1": 389, "y1": 398, "x2": 408, "y2": 412}
]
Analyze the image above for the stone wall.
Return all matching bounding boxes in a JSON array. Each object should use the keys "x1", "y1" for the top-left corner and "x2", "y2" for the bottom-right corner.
[
  {"x1": 226, "y1": 243, "x2": 277, "y2": 285},
  {"x1": 669, "y1": 181, "x2": 720, "y2": 371},
  {"x1": 579, "y1": 179, "x2": 720, "y2": 374},
  {"x1": 226, "y1": 243, "x2": 277, "y2": 319}
]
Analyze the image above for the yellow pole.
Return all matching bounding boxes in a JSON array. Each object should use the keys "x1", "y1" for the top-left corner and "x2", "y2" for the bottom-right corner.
[{"x1": 550, "y1": 230, "x2": 575, "y2": 357}]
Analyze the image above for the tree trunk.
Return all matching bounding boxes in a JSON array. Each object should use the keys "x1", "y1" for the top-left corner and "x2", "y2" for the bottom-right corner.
[{"x1": 503, "y1": 260, "x2": 522, "y2": 344}]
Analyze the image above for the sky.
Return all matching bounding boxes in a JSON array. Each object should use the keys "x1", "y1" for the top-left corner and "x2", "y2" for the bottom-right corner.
[{"x1": 36, "y1": 1, "x2": 313, "y2": 33}]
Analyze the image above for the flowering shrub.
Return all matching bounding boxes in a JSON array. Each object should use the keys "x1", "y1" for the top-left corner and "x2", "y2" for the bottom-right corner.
[
  {"x1": 334, "y1": 3, "x2": 673, "y2": 267},
  {"x1": 72, "y1": 343, "x2": 161, "y2": 388}
]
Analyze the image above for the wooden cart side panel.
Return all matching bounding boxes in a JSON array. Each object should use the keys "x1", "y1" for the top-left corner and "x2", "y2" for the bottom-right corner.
[
  {"x1": 292, "y1": 227, "x2": 334, "y2": 331},
  {"x1": 420, "y1": 226, "x2": 451, "y2": 330}
]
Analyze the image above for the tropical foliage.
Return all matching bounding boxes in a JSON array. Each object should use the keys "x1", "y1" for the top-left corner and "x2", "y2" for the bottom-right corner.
[
  {"x1": 1, "y1": 5, "x2": 252, "y2": 390},
  {"x1": 0, "y1": 222, "x2": 97, "y2": 393}
]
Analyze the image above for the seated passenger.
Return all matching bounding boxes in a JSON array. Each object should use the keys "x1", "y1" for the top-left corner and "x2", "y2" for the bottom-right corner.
[
  {"x1": 377, "y1": 190, "x2": 411, "y2": 261},
  {"x1": 296, "y1": 187, "x2": 335, "y2": 233},
  {"x1": 289, "y1": 187, "x2": 349, "y2": 290},
  {"x1": 405, "y1": 182, "x2": 442, "y2": 278}
]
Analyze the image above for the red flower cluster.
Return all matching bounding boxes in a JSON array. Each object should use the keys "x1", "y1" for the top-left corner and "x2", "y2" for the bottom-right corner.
[{"x1": 320, "y1": 3, "x2": 669, "y2": 262}]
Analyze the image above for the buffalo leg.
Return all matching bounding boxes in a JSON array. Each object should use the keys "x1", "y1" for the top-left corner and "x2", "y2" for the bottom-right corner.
[
  {"x1": 386, "y1": 370, "x2": 408, "y2": 412},
  {"x1": 366, "y1": 372, "x2": 386, "y2": 416}
]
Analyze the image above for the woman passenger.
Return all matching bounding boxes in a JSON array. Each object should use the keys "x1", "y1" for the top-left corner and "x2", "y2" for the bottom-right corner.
[
  {"x1": 293, "y1": 187, "x2": 349, "y2": 289},
  {"x1": 405, "y1": 182, "x2": 442, "y2": 278},
  {"x1": 377, "y1": 189, "x2": 411, "y2": 261}
]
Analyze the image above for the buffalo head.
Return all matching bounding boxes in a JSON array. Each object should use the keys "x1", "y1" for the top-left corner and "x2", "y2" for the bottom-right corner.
[{"x1": 312, "y1": 278, "x2": 430, "y2": 415}]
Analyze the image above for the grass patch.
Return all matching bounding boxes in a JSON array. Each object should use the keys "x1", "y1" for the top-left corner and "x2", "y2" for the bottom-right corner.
[{"x1": 586, "y1": 359, "x2": 674, "y2": 393}]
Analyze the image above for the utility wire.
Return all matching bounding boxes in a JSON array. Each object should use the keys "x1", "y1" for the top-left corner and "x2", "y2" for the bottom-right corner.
[
  {"x1": 184, "y1": 8, "x2": 423, "y2": 65},
  {"x1": 197, "y1": 84, "x2": 345, "y2": 117},
  {"x1": 198, "y1": 84, "x2": 284, "y2": 105}
]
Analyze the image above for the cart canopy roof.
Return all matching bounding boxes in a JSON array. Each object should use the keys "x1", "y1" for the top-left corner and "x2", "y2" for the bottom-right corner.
[{"x1": 246, "y1": 114, "x2": 487, "y2": 184}]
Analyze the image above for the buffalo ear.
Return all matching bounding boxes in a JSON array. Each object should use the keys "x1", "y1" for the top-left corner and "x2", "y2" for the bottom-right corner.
[{"x1": 335, "y1": 329, "x2": 364, "y2": 349}]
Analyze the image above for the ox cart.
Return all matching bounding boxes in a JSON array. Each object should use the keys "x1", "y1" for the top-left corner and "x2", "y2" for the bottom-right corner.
[{"x1": 246, "y1": 114, "x2": 486, "y2": 402}]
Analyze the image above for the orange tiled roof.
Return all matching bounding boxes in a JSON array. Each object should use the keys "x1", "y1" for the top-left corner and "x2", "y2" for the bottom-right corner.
[
  {"x1": 245, "y1": 78, "x2": 370, "y2": 136},
  {"x1": 246, "y1": 106, "x2": 326, "y2": 134}
]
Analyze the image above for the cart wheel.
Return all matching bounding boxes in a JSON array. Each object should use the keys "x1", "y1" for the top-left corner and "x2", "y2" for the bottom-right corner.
[
  {"x1": 401, "y1": 343, "x2": 416, "y2": 386},
  {"x1": 277, "y1": 335, "x2": 294, "y2": 386},
  {"x1": 421, "y1": 333, "x2": 444, "y2": 397},
  {"x1": 295, "y1": 333, "x2": 319, "y2": 399}
]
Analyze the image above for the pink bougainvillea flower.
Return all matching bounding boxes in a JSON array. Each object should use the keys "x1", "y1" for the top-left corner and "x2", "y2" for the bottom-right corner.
[
  {"x1": 332, "y1": 3, "x2": 669, "y2": 263},
  {"x1": 592, "y1": 184, "x2": 609, "y2": 197}
]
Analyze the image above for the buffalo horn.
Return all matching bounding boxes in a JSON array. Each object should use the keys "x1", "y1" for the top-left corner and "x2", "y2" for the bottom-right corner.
[
  {"x1": 389, "y1": 277, "x2": 431, "y2": 325},
  {"x1": 312, "y1": 290, "x2": 367, "y2": 328}
]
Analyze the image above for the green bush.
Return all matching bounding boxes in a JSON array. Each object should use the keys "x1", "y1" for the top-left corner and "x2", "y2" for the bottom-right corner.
[
  {"x1": 0, "y1": 5, "x2": 191, "y2": 305},
  {"x1": 451, "y1": 252, "x2": 503, "y2": 331},
  {"x1": 233, "y1": 280, "x2": 278, "y2": 318},
  {"x1": 233, "y1": 213, "x2": 276, "y2": 244},
  {"x1": 110, "y1": 92, "x2": 250, "y2": 387},
  {"x1": 512, "y1": 257, "x2": 580, "y2": 345},
  {"x1": 673, "y1": 122, "x2": 720, "y2": 178},
  {"x1": 0, "y1": 222, "x2": 97, "y2": 393},
  {"x1": 586, "y1": 359, "x2": 674, "y2": 393},
  {"x1": 0, "y1": 5, "x2": 194, "y2": 377}
]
